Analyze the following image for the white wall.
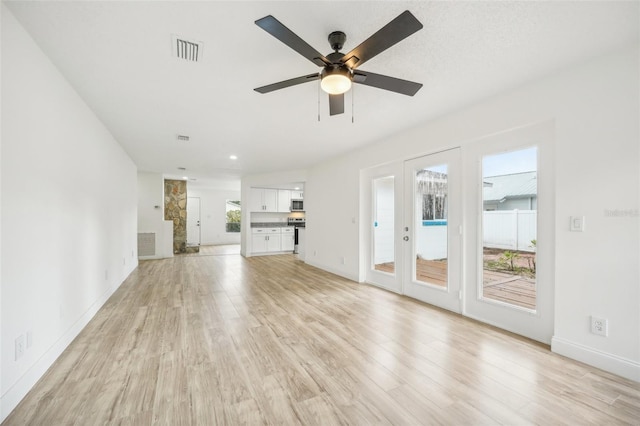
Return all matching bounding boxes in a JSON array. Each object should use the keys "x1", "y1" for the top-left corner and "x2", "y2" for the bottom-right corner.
[
  {"x1": 305, "y1": 45, "x2": 639, "y2": 380},
  {"x1": 1, "y1": 6, "x2": 138, "y2": 421},
  {"x1": 186, "y1": 184, "x2": 241, "y2": 246}
]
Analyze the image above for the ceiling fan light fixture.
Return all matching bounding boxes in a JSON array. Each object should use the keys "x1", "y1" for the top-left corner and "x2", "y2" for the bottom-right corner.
[{"x1": 320, "y1": 67, "x2": 352, "y2": 95}]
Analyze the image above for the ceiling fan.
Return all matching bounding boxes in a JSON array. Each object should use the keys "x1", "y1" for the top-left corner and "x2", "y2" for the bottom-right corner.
[{"x1": 254, "y1": 10, "x2": 424, "y2": 116}]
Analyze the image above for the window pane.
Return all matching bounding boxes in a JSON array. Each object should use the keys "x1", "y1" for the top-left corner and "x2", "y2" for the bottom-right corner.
[
  {"x1": 226, "y1": 200, "x2": 241, "y2": 233},
  {"x1": 481, "y1": 147, "x2": 537, "y2": 310}
]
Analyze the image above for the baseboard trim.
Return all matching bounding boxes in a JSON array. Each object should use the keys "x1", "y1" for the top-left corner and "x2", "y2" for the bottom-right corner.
[
  {"x1": 0, "y1": 266, "x2": 136, "y2": 422},
  {"x1": 551, "y1": 336, "x2": 640, "y2": 382},
  {"x1": 303, "y1": 260, "x2": 359, "y2": 283}
]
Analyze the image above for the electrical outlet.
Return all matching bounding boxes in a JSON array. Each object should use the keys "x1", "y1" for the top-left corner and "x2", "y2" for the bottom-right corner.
[
  {"x1": 15, "y1": 335, "x2": 25, "y2": 360},
  {"x1": 591, "y1": 316, "x2": 608, "y2": 336}
]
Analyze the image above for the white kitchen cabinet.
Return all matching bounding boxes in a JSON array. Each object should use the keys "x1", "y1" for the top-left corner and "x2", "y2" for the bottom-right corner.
[
  {"x1": 281, "y1": 227, "x2": 295, "y2": 251},
  {"x1": 291, "y1": 190, "x2": 304, "y2": 199},
  {"x1": 250, "y1": 188, "x2": 278, "y2": 212},
  {"x1": 251, "y1": 227, "x2": 282, "y2": 253},
  {"x1": 266, "y1": 234, "x2": 281, "y2": 252},
  {"x1": 277, "y1": 189, "x2": 291, "y2": 213}
]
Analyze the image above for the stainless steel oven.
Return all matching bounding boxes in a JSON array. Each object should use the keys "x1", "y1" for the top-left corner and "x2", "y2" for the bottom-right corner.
[{"x1": 288, "y1": 217, "x2": 305, "y2": 253}]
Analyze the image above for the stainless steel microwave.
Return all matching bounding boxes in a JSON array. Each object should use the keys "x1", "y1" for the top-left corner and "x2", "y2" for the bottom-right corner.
[{"x1": 290, "y1": 199, "x2": 304, "y2": 211}]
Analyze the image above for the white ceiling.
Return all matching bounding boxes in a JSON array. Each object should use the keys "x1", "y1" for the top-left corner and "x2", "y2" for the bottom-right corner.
[{"x1": 5, "y1": 1, "x2": 639, "y2": 187}]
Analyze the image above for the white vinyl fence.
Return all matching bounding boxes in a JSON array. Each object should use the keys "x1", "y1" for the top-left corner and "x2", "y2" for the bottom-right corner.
[
  {"x1": 378, "y1": 210, "x2": 537, "y2": 263},
  {"x1": 483, "y1": 210, "x2": 536, "y2": 252}
]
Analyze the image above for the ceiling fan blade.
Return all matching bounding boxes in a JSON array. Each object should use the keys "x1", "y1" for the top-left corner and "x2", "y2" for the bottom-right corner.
[
  {"x1": 254, "y1": 73, "x2": 320, "y2": 94},
  {"x1": 353, "y1": 70, "x2": 422, "y2": 96},
  {"x1": 255, "y1": 15, "x2": 330, "y2": 67},
  {"x1": 329, "y1": 93, "x2": 345, "y2": 116},
  {"x1": 340, "y1": 10, "x2": 423, "y2": 69}
]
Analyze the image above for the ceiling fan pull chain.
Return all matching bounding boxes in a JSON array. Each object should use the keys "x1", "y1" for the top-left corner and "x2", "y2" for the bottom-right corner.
[
  {"x1": 317, "y1": 79, "x2": 321, "y2": 122},
  {"x1": 352, "y1": 84, "x2": 355, "y2": 123}
]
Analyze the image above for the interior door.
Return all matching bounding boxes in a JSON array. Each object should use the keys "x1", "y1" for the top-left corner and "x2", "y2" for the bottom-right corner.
[
  {"x1": 187, "y1": 197, "x2": 201, "y2": 246},
  {"x1": 403, "y1": 149, "x2": 462, "y2": 313},
  {"x1": 463, "y1": 122, "x2": 554, "y2": 343},
  {"x1": 364, "y1": 163, "x2": 403, "y2": 293}
]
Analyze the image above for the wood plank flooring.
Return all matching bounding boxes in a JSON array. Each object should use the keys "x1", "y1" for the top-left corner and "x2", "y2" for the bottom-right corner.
[{"x1": 4, "y1": 250, "x2": 639, "y2": 425}]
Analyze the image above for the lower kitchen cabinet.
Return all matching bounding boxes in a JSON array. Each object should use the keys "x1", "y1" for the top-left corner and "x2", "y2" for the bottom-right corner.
[
  {"x1": 251, "y1": 227, "x2": 293, "y2": 254},
  {"x1": 281, "y1": 227, "x2": 295, "y2": 251}
]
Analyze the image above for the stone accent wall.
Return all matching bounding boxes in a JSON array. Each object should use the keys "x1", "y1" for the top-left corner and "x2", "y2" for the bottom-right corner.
[{"x1": 164, "y1": 179, "x2": 187, "y2": 254}]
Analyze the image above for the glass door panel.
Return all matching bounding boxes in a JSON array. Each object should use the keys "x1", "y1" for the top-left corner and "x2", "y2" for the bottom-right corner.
[
  {"x1": 365, "y1": 163, "x2": 403, "y2": 293},
  {"x1": 373, "y1": 176, "x2": 395, "y2": 274},
  {"x1": 414, "y1": 165, "x2": 448, "y2": 288},
  {"x1": 481, "y1": 147, "x2": 538, "y2": 311}
]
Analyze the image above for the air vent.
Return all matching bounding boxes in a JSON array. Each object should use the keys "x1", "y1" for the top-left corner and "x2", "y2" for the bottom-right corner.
[
  {"x1": 172, "y1": 35, "x2": 203, "y2": 62},
  {"x1": 177, "y1": 135, "x2": 190, "y2": 142},
  {"x1": 138, "y1": 233, "x2": 156, "y2": 257}
]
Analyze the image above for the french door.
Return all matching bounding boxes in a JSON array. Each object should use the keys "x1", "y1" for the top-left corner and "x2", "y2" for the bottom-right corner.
[
  {"x1": 365, "y1": 123, "x2": 553, "y2": 343},
  {"x1": 364, "y1": 163, "x2": 403, "y2": 293},
  {"x1": 463, "y1": 123, "x2": 553, "y2": 343},
  {"x1": 403, "y1": 148, "x2": 462, "y2": 313},
  {"x1": 364, "y1": 149, "x2": 462, "y2": 311}
]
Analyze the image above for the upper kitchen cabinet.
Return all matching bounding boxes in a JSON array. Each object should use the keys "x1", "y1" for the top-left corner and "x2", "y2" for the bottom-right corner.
[
  {"x1": 249, "y1": 188, "x2": 278, "y2": 212},
  {"x1": 291, "y1": 190, "x2": 304, "y2": 199},
  {"x1": 278, "y1": 189, "x2": 291, "y2": 213}
]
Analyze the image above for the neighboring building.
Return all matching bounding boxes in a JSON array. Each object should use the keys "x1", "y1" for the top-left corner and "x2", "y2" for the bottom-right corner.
[{"x1": 483, "y1": 171, "x2": 537, "y2": 211}]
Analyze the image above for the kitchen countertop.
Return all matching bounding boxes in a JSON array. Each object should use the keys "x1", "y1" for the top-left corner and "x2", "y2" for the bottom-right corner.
[{"x1": 250, "y1": 222, "x2": 293, "y2": 228}]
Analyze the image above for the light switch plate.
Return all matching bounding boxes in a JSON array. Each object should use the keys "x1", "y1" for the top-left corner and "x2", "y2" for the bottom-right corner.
[{"x1": 570, "y1": 216, "x2": 585, "y2": 232}]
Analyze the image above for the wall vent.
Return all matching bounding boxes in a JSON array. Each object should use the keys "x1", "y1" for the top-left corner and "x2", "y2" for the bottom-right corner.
[
  {"x1": 177, "y1": 134, "x2": 190, "y2": 142},
  {"x1": 172, "y1": 35, "x2": 203, "y2": 62},
  {"x1": 138, "y1": 233, "x2": 156, "y2": 257}
]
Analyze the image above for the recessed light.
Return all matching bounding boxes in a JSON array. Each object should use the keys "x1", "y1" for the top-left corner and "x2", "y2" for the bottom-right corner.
[
  {"x1": 182, "y1": 176, "x2": 188, "y2": 180},
  {"x1": 229, "y1": 155, "x2": 238, "y2": 160},
  {"x1": 294, "y1": 187, "x2": 300, "y2": 190}
]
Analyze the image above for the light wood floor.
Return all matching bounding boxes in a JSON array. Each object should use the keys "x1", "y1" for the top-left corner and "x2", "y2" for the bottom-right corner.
[{"x1": 4, "y1": 253, "x2": 639, "y2": 425}]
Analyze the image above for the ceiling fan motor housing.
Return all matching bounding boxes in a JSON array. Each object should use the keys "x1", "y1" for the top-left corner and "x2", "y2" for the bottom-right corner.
[{"x1": 328, "y1": 31, "x2": 346, "y2": 51}]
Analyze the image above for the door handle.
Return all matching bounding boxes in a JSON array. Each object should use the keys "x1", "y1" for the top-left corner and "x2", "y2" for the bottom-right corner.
[{"x1": 403, "y1": 236, "x2": 409, "y2": 241}]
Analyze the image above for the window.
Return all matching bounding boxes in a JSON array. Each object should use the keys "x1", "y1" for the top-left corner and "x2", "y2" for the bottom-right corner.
[{"x1": 226, "y1": 200, "x2": 241, "y2": 232}]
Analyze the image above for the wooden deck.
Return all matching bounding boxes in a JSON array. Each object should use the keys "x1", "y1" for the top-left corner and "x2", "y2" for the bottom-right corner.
[
  {"x1": 483, "y1": 270, "x2": 536, "y2": 310},
  {"x1": 375, "y1": 259, "x2": 536, "y2": 310}
]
